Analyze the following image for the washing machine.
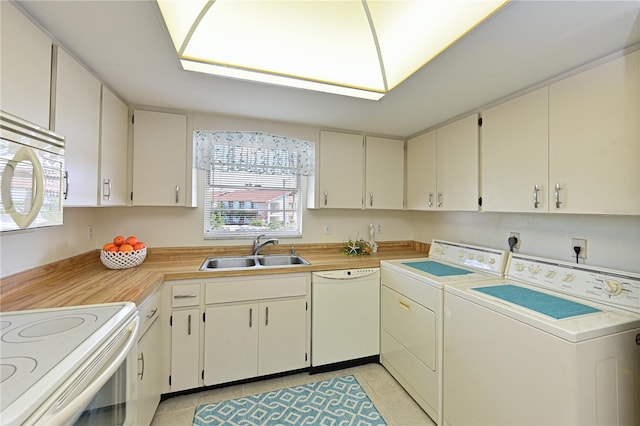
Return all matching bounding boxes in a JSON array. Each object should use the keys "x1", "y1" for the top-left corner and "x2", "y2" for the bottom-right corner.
[
  {"x1": 380, "y1": 239, "x2": 508, "y2": 425},
  {"x1": 443, "y1": 253, "x2": 640, "y2": 426}
]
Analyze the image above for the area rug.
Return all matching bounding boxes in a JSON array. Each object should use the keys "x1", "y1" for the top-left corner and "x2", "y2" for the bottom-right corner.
[{"x1": 193, "y1": 375, "x2": 386, "y2": 426}]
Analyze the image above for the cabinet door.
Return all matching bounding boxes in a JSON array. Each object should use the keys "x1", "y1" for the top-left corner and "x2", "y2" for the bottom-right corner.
[
  {"x1": 170, "y1": 308, "x2": 200, "y2": 392},
  {"x1": 318, "y1": 131, "x2": 363, "y2": 208},
  {"x1": 406, "y1": 131, "x2": 437, "y2": 210},
  {"x1": 204, "y1": 303, "x2": 258, "y2": 386},
  {"x1": 132, "y1": 110, "x2": 187, "y2": 206},
  {"x1": 138, "y1": 318, "x2": 162, "y2": 426},
  {"x1": 0, "y1": 2, "x2": 51, "y2": 128},
  {"x1": 481, "y1": 88, "x2": 549, "y2": 212},
  {"x1": 99, "y1": 86, "x2": 128, "y2": 206},
  {"x1": 258, "y1": 298, "x2": 307, "y2": 376},
  {"x1": 365, "y1": 136, "x2": 404, "y2": 209},
  {"x1": 436, "y1": 114, "x2": 479, "y2": 211},
  {"x1": 54, "y1": 47, "x2": 101, "y2": 207},
  {"x1": 549, "y1": 51, "x2": 639, "y2": 215}
]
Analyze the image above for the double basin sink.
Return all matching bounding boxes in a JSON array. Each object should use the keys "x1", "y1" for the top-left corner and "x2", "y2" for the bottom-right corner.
[{"x1": 199, "y1": 254, "x2": 310, "y2": 271}]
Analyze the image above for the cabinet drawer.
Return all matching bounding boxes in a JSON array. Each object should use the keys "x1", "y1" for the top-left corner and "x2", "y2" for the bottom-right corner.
[
  {"x1": 138, "y1": 291, "x2": 161, "y2": 336},
  {"x1": 172, "y1": 283, "x2": 201, "y2": 307},
  {"x1": 206, "y1": 274, "x2": 307, "y2": 304}
]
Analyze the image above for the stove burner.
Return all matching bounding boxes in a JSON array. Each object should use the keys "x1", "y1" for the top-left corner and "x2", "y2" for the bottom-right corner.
[
  {"x1": 2, "y1": 313, "x2": 98, "y2": 344},
  {"x1": 0, "y1": 357, "x2": 37, "y2": 384}
]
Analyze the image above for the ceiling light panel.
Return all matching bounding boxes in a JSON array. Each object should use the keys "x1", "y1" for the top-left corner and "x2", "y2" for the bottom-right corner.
[{"x1": 157, "y1": 0, "x2": 509, "y2": 99}]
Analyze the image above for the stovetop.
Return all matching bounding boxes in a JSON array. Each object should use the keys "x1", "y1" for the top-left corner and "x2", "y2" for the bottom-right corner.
[{"x1": 0, "y1": 303, "x2": 135, "y2": 411}]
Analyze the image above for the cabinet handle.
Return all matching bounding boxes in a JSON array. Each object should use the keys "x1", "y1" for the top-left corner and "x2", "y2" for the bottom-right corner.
[
  {"x1": 63, "y1": 171, "x2": 69, "y2": 200},
  {"x1": 187, "y1": 314, "x2": 192, "y2": 335},
  {"x1": 554, "y1": 183, "x2": 562, "y2": 208},
  {"x1": 369, "y1": 192, "x2": 374, "y2": 207},
  {"x1": 437, "y1": 192, "x2": 443, "y2": 208},
  {"x1": 399, "y1": 300, "x2": 411, "y2": 311},
  {"x1": 146, "y1": 307, "x2": 158, "y2": 320},
  {"x1": 428, "y1": 192, "x2": 434, "y2": 208},
  {"x1": 103, "y1": 178, "x2": 111, "y2": 200},
  {"x1": 265, "y1": 306, "x2": 269, "y2": 326},
  {"x1": 324, "y1": 191, "x2": 328, "y2": 206},
  {"x1": 533, "y1": 185, "x2": 540, "y2": 209},
  {"x1": 175, "y1": 185, "x2": 180, "y2": 203},
  {"x1": 249, "y1": 308, "x2": 253, "y2": 327},
  {"x1": 174, "y1": 294, "x2": 197, "y2": 299},
  {"x1": 138, "y1": 352, "x2": 145, "y2": 380}
]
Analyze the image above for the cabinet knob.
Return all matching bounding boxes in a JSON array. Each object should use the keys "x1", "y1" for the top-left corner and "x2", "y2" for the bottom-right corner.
[
  {"x1": 175, "y1": 185, "x2": 180, "y2": 203},
  {"x1": 437, "y1": 192, "x2": 443, "y2": 208},
  {"x1": 533, "y1": 185, "x2": 540, "y2": 208}
]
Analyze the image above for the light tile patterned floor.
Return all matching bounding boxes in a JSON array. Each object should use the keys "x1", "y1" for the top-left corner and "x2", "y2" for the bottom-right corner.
[{"x1": 151, "y1": 363, "x2": 435, "y2": 426}]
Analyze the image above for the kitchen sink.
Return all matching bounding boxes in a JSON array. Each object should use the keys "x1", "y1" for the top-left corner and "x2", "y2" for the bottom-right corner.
[{"x1": 199, "y1": 254, "x2": 310, "y2": 271}]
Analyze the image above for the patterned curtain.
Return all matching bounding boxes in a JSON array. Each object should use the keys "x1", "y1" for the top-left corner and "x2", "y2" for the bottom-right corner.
[{"x1": 194, "y1": 131, "x2": 315, "y2": 176}]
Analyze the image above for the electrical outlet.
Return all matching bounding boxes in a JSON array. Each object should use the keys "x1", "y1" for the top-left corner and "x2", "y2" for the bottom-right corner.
[
  {"x1": 376, "y1": 224, "x2": 383, "y2": 234},
  {"x1": 571, "y1": 238, "x2": 587, "y2": 259},
  {"x1": 509, "y1": 232, "x2": 521, "y2": 249},
  {"x1": 87, "y1": 225, "x2": 93, "y2": 241},
  {"x1": 323, "y1": 224, "x2": 331, "y2": 235}
]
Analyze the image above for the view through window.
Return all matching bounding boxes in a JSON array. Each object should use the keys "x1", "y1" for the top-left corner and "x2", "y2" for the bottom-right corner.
[{"x1": 196, "y1": 131, "x2": 313, "y2": 239}]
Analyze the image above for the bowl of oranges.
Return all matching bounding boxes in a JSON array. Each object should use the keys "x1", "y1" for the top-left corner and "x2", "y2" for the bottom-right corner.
[{"x1": 101, "y1": 235, "x2": 147, "y2": 269}]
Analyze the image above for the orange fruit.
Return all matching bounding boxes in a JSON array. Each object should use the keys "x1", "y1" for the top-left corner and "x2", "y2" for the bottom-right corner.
[
  {"x1": 113, "y1": 235, "x2": 125, "y2": 246},
  {"x1": 103, "y1": 243, "x2": 116, "y2": 251},
  {"x1": 133, "y1": 242, "x2": 146, "y2": 251},
  {"x1": 125, "y1": 236, "x2": 138, "y2": 246},
  {"x1": 119, "y1": 244, "x2": 134, "y2": 252}
]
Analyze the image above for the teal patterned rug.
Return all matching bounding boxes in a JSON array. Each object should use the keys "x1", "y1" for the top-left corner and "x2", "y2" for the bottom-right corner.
[{"x1": 193, "y1": 375, "x2": 386, "y2": 426}]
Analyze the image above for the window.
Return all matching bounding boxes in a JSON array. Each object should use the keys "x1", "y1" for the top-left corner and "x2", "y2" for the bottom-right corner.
[{"x1": 194, "y1": 131, "x2": 314, "y2": 239}]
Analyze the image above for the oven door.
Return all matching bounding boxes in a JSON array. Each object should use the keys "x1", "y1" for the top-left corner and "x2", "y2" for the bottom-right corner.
[{"x1": 25, "y1": 316, "x2": 139, "y2": 426}]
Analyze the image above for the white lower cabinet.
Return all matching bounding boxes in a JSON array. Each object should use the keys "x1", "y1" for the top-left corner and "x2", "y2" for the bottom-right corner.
[
  {"x1": 203, "y1": 274, "x2": 309, "y2": 386},
  {"x1": 137, "y1": 292, "x2": 162, "y2": 426},
  {"x1": 137, "y1": 318, "x2": 162, "y2": 426},
  {"x1": 204, "y1": 297, "x2": 307, "y2": 386},
  {"x1": 165, "y1": 273, "x2": 310, "y2": 392},
  {"x1": 168, "y1": 282, "x2": 201, "y2": 392}
]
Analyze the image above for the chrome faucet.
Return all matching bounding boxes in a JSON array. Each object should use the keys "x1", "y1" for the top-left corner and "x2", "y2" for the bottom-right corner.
[{"x1": 252, "y1": 234, "x2": 279, "y2": 255}]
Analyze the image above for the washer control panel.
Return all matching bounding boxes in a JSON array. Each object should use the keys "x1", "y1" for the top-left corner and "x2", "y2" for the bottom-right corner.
[
  {"x1": 429, "y1": 239, "x2": 507, "y2": 275},
  {"x1": 507, "y1": 254, "x2": 640, "y2": 313}
]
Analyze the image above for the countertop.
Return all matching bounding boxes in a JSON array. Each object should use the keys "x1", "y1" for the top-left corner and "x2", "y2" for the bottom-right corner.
[{"x1": 0, "y1": 241, "x2": 429, "y2": 312}]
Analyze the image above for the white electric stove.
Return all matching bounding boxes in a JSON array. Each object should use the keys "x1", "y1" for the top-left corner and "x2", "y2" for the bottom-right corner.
[
  {"x1": 444, "y1": 254, "x2": 640, "y2": 425},
  {"x1": 0, "y1": 302, "x2": 139, "y2": 425}
]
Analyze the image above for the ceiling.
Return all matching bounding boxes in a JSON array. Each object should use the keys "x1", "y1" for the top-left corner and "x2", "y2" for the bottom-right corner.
[{"x1": 17, "y1": 1, "x2": 640, "y2": 138}]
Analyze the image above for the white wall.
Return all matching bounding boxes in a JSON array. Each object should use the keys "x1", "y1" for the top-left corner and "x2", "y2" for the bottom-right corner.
[
  {"x1": 0, "y1": 208, "x2": 96, "y2": 277},
  {"x1": 410, "y1": 211, "x2": 640, "y2": 273}
]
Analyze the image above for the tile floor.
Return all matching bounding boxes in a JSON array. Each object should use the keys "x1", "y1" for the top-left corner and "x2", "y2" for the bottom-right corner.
[{"x1": 150, "y1": 363, "x2": 435, "y2": 426}]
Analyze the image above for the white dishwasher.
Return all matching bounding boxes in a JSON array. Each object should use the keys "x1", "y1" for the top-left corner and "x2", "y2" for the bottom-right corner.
[{"x1": 311, "y1": 268, "x2": 380, "y2": 372}]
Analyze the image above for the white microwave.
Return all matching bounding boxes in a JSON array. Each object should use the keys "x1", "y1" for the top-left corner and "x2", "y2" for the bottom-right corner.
[{"x1": 0, "y1": 110, "x2": 65, "y2": 232}]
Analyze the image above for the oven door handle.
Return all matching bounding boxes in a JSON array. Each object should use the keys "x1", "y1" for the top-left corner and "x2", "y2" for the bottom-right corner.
[{"x1": 30, "y1": 316, "x2": 140, "y2": 425}]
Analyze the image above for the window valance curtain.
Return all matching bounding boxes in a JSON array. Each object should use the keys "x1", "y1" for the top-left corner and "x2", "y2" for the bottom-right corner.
[{"x1": 194, "y1": 130, "x2": 315, "y2": 176}]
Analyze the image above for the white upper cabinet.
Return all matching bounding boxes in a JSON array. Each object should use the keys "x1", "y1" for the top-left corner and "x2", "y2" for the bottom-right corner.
[
  {"x1": 481, "y1": 87, "x2": 549, "y2": 213},
  {"x1": 365, "y1": 136, "x2": 404, "y2": 209},
  {"x1": 54, "y1": 47, "x2": 101, "y2": 207},
  {"x1": 549, "y1": 51, "x2": 639, "y2": 215},
  {"x1": 318, "y1": 131, "x2": 364, "y2": 209},
  {"x1": 435, "y1": 114, "x2": 480, "y2": 211},
  {"x1": 0, "y1": 2, "x2": 52, "y2": 128},
  {"x1": 406, "y1": 130, "x2": 437, "y2": 210},
  {"x1": 99, "y1": 86, "x2": 129, "y2": 206},
  {"x1": 132, "y1": 110, "x2": 187, "y2": 206}
]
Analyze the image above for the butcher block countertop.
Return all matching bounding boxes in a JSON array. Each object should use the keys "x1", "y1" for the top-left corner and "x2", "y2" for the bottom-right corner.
[{"x1": 0, "y1": 241, "x2": 429, "y2": 312}]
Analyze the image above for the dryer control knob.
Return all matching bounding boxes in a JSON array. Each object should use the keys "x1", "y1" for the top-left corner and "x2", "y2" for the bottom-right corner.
[
  {"x1": 546, "y1": 270, "x2": 557, "y2": 278},
  {"x1": 603, "y1": 279, "x2": 623, "y2": 295},
  {"x1": 515, "y1": 263, "x2": 524, "y2": 272},
  {"x1": 563, "y1": 273, "x2": 575, "y2": 282},
  {"x1": 488, "y1": 258, "x2": 495, "y2": 265},
  {"x1": 477, "y1": 255, "x2": 485, "y2": 262}
]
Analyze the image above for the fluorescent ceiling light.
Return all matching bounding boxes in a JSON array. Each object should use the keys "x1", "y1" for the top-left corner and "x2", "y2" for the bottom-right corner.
[{"x1": 157, "y1": 0, "x2": 509, "y2": 100}]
